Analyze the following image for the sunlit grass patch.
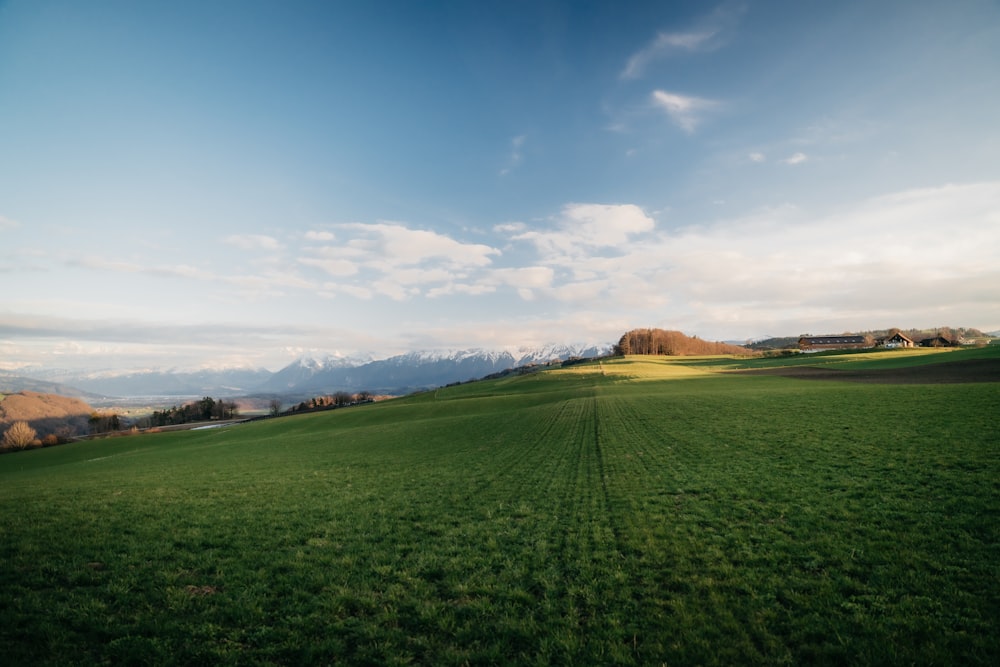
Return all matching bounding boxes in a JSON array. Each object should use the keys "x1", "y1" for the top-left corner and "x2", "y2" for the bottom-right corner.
[{"x1": 599, "y1": 355, "x2": 720, "y2": 380}]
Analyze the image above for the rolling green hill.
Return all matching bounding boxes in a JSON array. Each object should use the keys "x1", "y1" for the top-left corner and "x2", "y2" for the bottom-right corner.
[{"x1": 1, "y1": 349, "x2": 998, "y2": 665}]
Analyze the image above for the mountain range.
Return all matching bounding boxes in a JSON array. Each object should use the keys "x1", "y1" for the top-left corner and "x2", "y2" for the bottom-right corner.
[{"x1": 2, "y1": 344, "x2": 611, "y2": 401}]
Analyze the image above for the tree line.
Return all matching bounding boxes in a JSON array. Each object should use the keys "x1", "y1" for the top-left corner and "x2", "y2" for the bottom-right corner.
[
  {"x1": 614, "y1": 329, "x2": 753, "y2": 356},
  {"x1": 286, "y1": 391, "x2": 374, "y2": 414},
  {"x1": 148, "y1": 397, "x2": 239, "y2": 427}
]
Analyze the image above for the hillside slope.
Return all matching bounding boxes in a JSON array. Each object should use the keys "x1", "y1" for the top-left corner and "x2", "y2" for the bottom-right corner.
[
  {"x1": 0, "y1": 372, "x2": 103, "y2": 400},
  {"x1": 0, "y1": 391, "x2": 93, "y2": 440},
  {"x1": 1, "y1": 354, "x2": 996, "y2": 664}
]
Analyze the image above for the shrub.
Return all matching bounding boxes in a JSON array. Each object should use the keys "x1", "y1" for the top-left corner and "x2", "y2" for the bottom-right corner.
[
  {"x1": 42, "y1": 434, "x2": 59, "y2": 447},
  {"x1": 2, "y1": 421, "x2": 38, "y2": 450}
]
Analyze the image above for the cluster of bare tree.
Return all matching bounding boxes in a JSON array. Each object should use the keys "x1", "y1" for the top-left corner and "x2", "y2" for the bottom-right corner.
[{"x1": 614, "y1": 329, "x2": 753, "y2": 356}]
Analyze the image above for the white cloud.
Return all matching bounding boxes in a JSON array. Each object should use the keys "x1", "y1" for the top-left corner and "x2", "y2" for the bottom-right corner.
[
  {"x1": 492, "y1": 182, "x2": 1000, "y2": 335},
  {"x1": 298, "y1": 257, "x2": 359, "y2": 277},
  {"x1": 320, "y1": 282, "x2": 373, "y2": 300},
  {"x1": 489, "y1": 266, "x2": 555, "y2": 300},
  {"x1": 298, "y1": 222, "x2": 502, "y2": 300},
  {"x1": 561, "y1": 203, "x2": 655, "y2": 245},
  {"x1": 494, "y1": 222, "x2": 526, "y2": 234},
  {"x1": 510, "y1": 203, "x2": 655, "y2": 259},
  {"x1": 651, "y1": 90, "x2": 717, "y2": 133},
  {"x1": 783, "y1": 152, "x2": 808, "y2": 165},
  {"x1": 341, "y1": 222, "x2": 500, "y2": 268},
  {"x1": 0, "y1": 215, "x2": 21, "y2": 229},
  {"x1": 427, "y1": 282, "x2": 496, "y2": 298},
  {"x1": 224, "y1": 234, "x2": 282, "y2": 250},
  {"x1": 749, "y1": 152, "x2": 766, "y2": 163},
  {"x1": 371, "y1": 278, "x2": 420, "y2": 301},
  {"x1": 305, "y1": 230, "x2": 335, "y2": 242},
  {"x1": 493, "y1": 266, "x2": 555, "y2": 289},
  {"x1": 229, "y1": 270, "x2": 314, "y2": 291},
  {"x1": 548, "y1": 278, "x2": 611, "y2": 303},
  {"x1": 14, "y1": 182, "x2": 997, "y2": 371}
]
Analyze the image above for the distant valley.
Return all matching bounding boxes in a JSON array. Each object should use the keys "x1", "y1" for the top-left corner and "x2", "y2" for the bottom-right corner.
[{"x1": 2, "y1": 344, "x2": 612, "y2": 402}]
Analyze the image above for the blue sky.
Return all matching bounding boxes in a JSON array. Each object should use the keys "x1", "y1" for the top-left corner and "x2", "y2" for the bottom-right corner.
[{"x1": 2, "y1": 0, "x2": 999, "y2": 371}]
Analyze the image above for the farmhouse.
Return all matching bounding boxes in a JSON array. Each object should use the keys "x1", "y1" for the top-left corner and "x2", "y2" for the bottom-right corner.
[
  {"x1": 876, "y1": 332, "x2": 915, "y2": 349},
  {"x1": 798, "y1": 335, "x2": 872, "y2": 351}
]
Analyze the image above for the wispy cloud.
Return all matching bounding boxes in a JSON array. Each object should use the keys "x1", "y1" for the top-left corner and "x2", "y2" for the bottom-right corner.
[
  {"x1": 224, "y1": 234, "x2": 282, "y2": 250},
  {"x1": 620, "y1": 3, "x2": 745, "y2": 79},
  {"x1": 71, "y1": 255, "x2": 312, "y2": 302},
  {"x1": 73, "y1": 257, "x2": 220, "y2": 282},
  {"x1": 500, "y1": 135, "x2": 526, "y2": 176},
  {"x1": 651, "y1": 90, "x2": 718, "y2": 133},
  {"x1": 487, "y1": 266, "x2": 556, "y2": 301},
  {"x1": 783, "y1": 152, "x2": 808, "y2": 165},
  {"x1": 621, "y1": 30, "x2": 717, "y2": 79},
  {"x1": 493, "y1": 222, "x2": 526, "y2": 234},
  {"x1": 298, "y1": 256, "x2": 359, "y2": 277},
  {"x1": 0, "y1": 214, "x2": 21, "y2": 229},
  {"x1": 0, "y1": 314, "x2": 380, "y2": 371},
  {"x1": 70, "y1": 221, "x2": 504, "y2": 304},
  {"x1": 749, "y1": 152, "x2": 766, "y2": 163}
]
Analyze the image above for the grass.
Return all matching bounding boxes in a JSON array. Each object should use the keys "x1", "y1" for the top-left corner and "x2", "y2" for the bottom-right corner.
[
  {"x1": 1, "y1": 354, "x2": 998, "y2": 665},
  {"x1": 652, "y1": 345, "x2": 1000, "y2": 381}
]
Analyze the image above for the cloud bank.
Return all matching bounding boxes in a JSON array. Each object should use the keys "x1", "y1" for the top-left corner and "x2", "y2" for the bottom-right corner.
[{"x1": 5, "y1": 182, "x2": 998, "y2": 369}]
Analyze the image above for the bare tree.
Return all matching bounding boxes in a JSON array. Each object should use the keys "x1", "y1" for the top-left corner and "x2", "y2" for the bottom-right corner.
[
  {"x1": 3, "y1": 421, "x2": 38, "y2": 450},
  {"x1": 269, "y1": 399, "x2": 282, "y2": 417}
]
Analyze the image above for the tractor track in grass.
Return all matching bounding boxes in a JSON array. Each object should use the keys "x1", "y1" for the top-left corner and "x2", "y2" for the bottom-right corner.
[{"x1": 590, "y1": 396, "x2": 622, "y2": 550}]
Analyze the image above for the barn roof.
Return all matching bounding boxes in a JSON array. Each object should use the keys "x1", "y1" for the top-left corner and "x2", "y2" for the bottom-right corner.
[{"x1": 798, "y1": 335, "x2": 867, "y2": 345}]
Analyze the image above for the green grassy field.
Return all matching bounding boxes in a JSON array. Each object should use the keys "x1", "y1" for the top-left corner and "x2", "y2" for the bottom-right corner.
[{"x1": 2, "y1": 348, "x2": 998, "y2": 665}]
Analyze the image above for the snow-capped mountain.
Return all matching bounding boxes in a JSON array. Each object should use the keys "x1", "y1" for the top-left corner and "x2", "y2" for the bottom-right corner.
[
  {"x1": 255, "y1": 343, "x2": 612, "y2": 396},
  {"x1": 260, "y1": 353, "x2": 374, "y2": 392},
  {"x1": 5, "y1": 344, "x2": 612, "y2": 400}
]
